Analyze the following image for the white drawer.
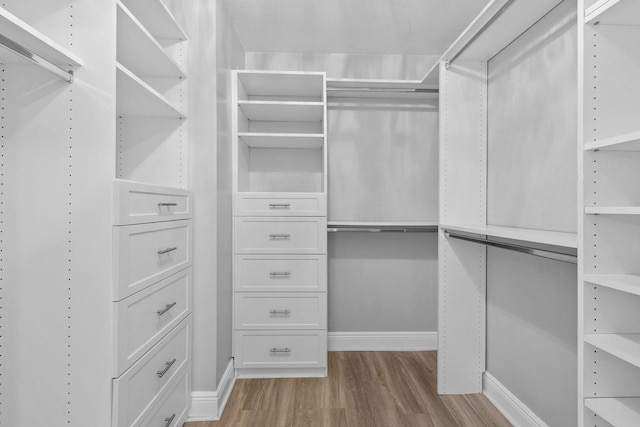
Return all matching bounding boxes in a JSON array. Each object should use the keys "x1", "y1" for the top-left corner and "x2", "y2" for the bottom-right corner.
[
  {"x1": 235, "y1": 192, "x2": 326, "y2": 217},
  {"x1": 140, "y1": 364, "x2": 190, "y2": 427},
  {"x1": 234, "y1": 217, "x2": 327, "y2": 254},
  {"x1": 114, "y1": 268, "x2": 192, "y2": 376},
  {"x1": 114, "y1": 220, "x2": 192, "y2": 301},
  {"x1": 234, "y1": 255, "x2": 327, "y2": 292},
  {"x1": 235, "y1": 330, "x2": 327, "y2": 369},
  {"x1": 113, "y1": 317, "x2": 190, "y2": 427},
  {"x1": 235, "y1": 293, "x2": 326, "y2": 330},
  {"x1": 114, "y1": 180, "x2": 191, "y2": 225}
]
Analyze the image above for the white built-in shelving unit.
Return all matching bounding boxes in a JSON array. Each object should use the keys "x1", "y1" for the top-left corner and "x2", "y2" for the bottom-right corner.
[{"x1": 579, "y1": 0, "x2": 640, "y2": 425}]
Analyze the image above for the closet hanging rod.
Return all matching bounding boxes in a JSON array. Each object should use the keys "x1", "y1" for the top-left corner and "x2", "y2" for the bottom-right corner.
[
  {"x1": 328, "y1": 225, "x2": 438, "y2": 233},
  {"x1": 326, "y1": 87, "x2": 438, "y2": 94},
  {"x1": 0, "y1": 33, "x2": 74, "y2": 83},
  {"x1": 444, "y1": 231, "x2": 577, "y2": 264}
]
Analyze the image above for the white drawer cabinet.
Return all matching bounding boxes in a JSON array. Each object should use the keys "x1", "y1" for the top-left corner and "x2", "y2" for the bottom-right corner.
[
  {"x1": 235, "y1": 192, "x2": 326, "y2": 217},
  {"x1": 114, "y1": 268, "x2": 192, "y2": 376},
  {"x1": 113, "y1": 317, "x2": 191, "y2": 427},
  {"x1": 140, "y1": 364, "x2": 190, "y2": 427},
  {"x1": 235, "y1": 293, "x2": 327, "y2": 330},
  {"x1": 234, "y1": 330, "x2": 327, "y2": 369},
  {"x1": 234, "y1": 217, "x2": 326, "y2": 254},
  {"x1": 114, "y1": 220, "x2": 192, "y2": 300},
  {"x1": 234, "y1": 255, "x2": 327, "y2": 292},
  {"x1": 114, "y1": 180, "x2": 192, "y2": 225}
]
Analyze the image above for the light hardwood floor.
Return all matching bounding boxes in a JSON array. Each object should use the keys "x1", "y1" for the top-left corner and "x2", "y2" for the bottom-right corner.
[{"x1": 184, "y1": 351, "x2": 511, "y2": 427}]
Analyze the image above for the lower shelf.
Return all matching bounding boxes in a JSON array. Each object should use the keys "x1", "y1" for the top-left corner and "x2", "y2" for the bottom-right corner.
[{"x1": 585, "y1": 397, "x2": 640, "y2": 426}]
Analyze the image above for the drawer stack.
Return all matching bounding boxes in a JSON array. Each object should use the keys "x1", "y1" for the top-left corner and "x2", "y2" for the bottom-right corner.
[
  {"x1": 112, "y1": 180, "x2": 192, "y2": 426},
  {"x1": 234, "y1": 193, "x2": 328, "y2": 377}
]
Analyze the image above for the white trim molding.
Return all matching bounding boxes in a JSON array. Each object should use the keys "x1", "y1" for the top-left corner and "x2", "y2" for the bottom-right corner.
[
  {"x1": 328, "y1": 331, "x2": 437, "y2": 351},
  {"x1": 187, "y1": 358, "x2": 236, "y2": 422},
  {"x1": 483, "y1": 372, "x2": 548, "y2": 427}
]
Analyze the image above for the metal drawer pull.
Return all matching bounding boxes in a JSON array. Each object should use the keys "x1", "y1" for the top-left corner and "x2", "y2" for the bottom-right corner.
[
  {"x1": 157, "y1": 302, "x2": 177, "y2": 316},
  {"x1": 269, "y1": 234, "x2": 290, "y2": 240},
  {"x1": 269, "y1": 271, "x2": 291, "y2": 277},
  {"x1": 269, "y1": 309, "x2": 291, "y2": 316},
  {"x1": 270, "y1": 347, "x2": 291, "y2": 353},
  {"x1": 269, "y1": 203, "x2": 290, "y2": 209},
  {"x1": 157, "y1": 358, "x2": 177, "y2": 378},
  {"x1": 163, "y1": 413, "x2": 176, "y2": 427},
  {"x1": 158, "y1": 247, "x2": 177, "y2": 255},
  {"x1": 158, "y1": 202, "x2": 178, "y2": 207}
]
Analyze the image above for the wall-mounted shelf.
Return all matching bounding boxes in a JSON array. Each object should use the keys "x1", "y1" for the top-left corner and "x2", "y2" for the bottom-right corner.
[
  {"x1": 440, "y1": 223, "x2": 578, "y2": 249},
  {"x1": 584, "y1": 333, "x2": 640, "y2": 369},
  {"x1": 585, "y1": 397, "x2": 640, "y2": 426},
  {"x1": 238, "y1": 71, "x2": 324, "y2": 98},
  {"x1": 585, "y1": 0, "x2": 640, "y2": 25},
  {"x1": 0, "y1": 7, "x2": 81, "y2": 81},
  {"x1": 326, "y1": 78, "x2": 437, "y2": 90},
  {"x1": 116, "y1": 63, "x2": 186, "y2": 118},
  {"x1": 238, "y1": 133, "x2": 324, "y2": 149},
  {"x1": 117, "y1": 2, "x2": 185, "y2": 79},
  {"x1": 328, "y1": 221, "x2": 438, "y2": 233},
  {"x1": 585, "y1": 130, "x2": 640, "y2": 152},
  {"x1": 120, "y1": 0, "x2": 187, "y2": 40},
  {"x1": 238, "y1": 101, "x2": 324, "y2": 122},
  {"x1": 585, "y1": 207, "x2": 640, "y2": 215},
  {"x1": 584, "y1": 274, "x2": 640, "y2": 297}
]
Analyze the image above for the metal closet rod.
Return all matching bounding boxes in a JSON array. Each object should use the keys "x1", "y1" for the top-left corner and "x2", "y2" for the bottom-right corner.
[
  {"x1": 328, "y1": 225, "x2": 438, "y2": 233},
  {"x1": 444, "y1": 231, "x2": 577, "y2": 264},
  {"x1": 0, "y1": 33, "x2": 74, "y2": 83},
  {"x1": 326, "y1": 87, "x2": 438, "y2": 94}
]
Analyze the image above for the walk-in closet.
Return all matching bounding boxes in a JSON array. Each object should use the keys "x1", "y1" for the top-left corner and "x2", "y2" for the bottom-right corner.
[{"x1": 2, "y1": 0, "x2": 637, "y2": 426}]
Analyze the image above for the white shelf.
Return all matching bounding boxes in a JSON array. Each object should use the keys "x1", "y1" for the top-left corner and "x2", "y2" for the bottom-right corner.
[
  {"x1": 117, "y1": 2, "x2": 185, "y2": 79},
  {"x1": 120, "y1": 0, "x2": 187, "y2": 40},
  {"x1": 585, "y1": 130, "x2": 640, "y2": 151},
  {"x1": 329, "y1": 221, "x2": 438, "y2": 228},
  {"x1": 584, "y1": 274, "x2": 640, "y2": 297},
  {"x1": 585, "y1": 398, "x2": 640, "y2": 426},
  {"x1": 326, "y1": 78, "x2": 437, "y2": 90},
  {"x1": 440, "y1": 223, "x2": 578, "y2": 249},
  {"x1": 238, "y1": 101, "x2": 324, "y2": 122},
  {"x1": 116, "y1": 63, "x2": 185, "y2": 118},
  {"x1": 584, "y1": 334, "x2": 640, "y2": 369},
  {"x1": 238, "y1": 133, "x2": 324, "y2": 149},
  {"x1": 586, "y1": 0, "x2": 640, "y2": 25},
  {"x1": 439, "y1": 0, "x2": 562, "y2": 63},
  {"x1": 585, "y1": 207, "x2": 640, "y2": 215},
  {"x1": 238, "y1": 71, "x2": 324, "y2": 98},
  {"x1": 0, "y1": 7, "x2": 81, "y2": 69}
]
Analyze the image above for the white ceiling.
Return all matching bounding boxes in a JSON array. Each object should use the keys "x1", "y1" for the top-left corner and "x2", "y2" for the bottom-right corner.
[{"x1": 224, "y1": 0, "x2": 490, "y2": 56}]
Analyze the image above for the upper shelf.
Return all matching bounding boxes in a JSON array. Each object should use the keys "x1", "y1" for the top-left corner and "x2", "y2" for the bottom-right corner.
[
  {"x1": 584, "y1": 274, "x2": 640, "y2": 297},
  {"x1": 585, "y1": 130, "x2": 640, "y2": 151},
  {"x1": 327, "y1": 78, "x2": 437, "y2": 91},
  {"x1": 0, "y1": 7, "x2": 81, "y2": 78},
  {"x1": 585, "y1": 0, "x2": 640, "y2": 25},
  {"x1": 120, "y1": 0, "x2": 187, "y2": 40},
  {"x1": 440, "y1": 223, "x2": 578, "y2": 249},
  {"x1": 238, "y1": 71, "x2": 324, "y2": 98},
  {"x1": 585, "y1": 207, "x2": 640, "y2": 215},
  {"x1": 238, "y1": 101, "x2": 324, "y2": 122},
  {"x1": 584, "y1": 333, "x2": 640, "y2": 369}
]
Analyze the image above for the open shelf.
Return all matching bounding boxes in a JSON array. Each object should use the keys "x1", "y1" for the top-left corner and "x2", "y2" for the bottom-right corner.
[
  {"x1": 584, "y1": 274, "x2": 640, "y2": 297},
  {"x1": 440, "y1": 223, "x2": 578, "y2": 249},
  {"x1": 585, "y1": 398, "x2": 640, "y2": 426},
  {"x1": 238, "y1": 133, "x2": 324, "y2": 149},
  {"x1": 116, "y1": 63, "x2": 186, "y2": 118},
  {"x1": 238, "y1": 101, "x2": 324, "y2": 122},
  {"x1": 585, "y1": 130, "x2": 640, "y2": 152},
  {"x1": 328, "y1": 221, "x2": 438, "y2": 233},
  {"x1": 585, "y1": 333, "x2": 640, "y2": 369},
  {"x1": 586, "y1": 0, "x2": 640, "y2": 25},
  {"x1": 0, "y1": 7, "x2": 82, "y2": 70},
  {"x1": 326, "y1": 78, "x2": 437, "y2": 91},
  {"x1": 117, "y1": 2, "x2": 185, "y2": 79},
  {"x1": 120, "y1": 0, "x2": 187, "y2": 40},
  {"x1": 238, "y1": 71, "x2": 324, "y2": 98},
  {"x1": 586, "y1": 207, "x2": 640, "y2": 215}
]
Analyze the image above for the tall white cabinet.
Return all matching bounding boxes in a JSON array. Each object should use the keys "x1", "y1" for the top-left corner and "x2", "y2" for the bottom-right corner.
[
  {"x1": 232, "y1": 71, "x2": 328, "y2": 378},
  {"x1": 579, "y1": 0, "x2": 640, "y2": 425}
]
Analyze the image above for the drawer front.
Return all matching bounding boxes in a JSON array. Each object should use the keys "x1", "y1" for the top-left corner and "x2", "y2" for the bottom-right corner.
[
  {"x1": 140, "y1": 364, "x2": 190, "y2": 427},
  {"x1": 114, "y1": 220, "x2": 192, "y2": 301},
  {"x1": 114, "y1": 180, "x2": 191, "y2": 225},
  {"x1": 235, "y1": 293, "x2": 326, "y2": 330},
  {"x1": 114, "y1": 268, "x2": 192, "y2": 376},
  {"x1": 235, "y1": 331, "x2": 327, "y2": 369},
  {"x1": 113, "y1": 317, "x2": 191, "y2": 427},
  {"x1": 234, "y1": 217, "x2": 327, "y2": 254},
  {"x1": 235, "y1": 192, "x2": 326, "y2": 217},
  {"x1": 234, "y1": 255, "x2": 327, "y2": 292}
]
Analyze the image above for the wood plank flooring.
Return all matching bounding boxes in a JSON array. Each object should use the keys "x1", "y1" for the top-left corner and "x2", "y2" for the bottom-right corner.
[{"x1": 184, "y1": 351, "x2": 511, "y2": 427}]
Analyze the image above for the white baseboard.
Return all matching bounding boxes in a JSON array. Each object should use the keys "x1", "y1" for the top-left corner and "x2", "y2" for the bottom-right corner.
[
  {"x1": 483, "y1": 372, "x2": 548, "y2": 427},
  {"x1": 187, "y1": 358, "x2": 236, "y2": 422},
  {"x1": 328, "y1": 331, "x2": 437, "y2": 351}
]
